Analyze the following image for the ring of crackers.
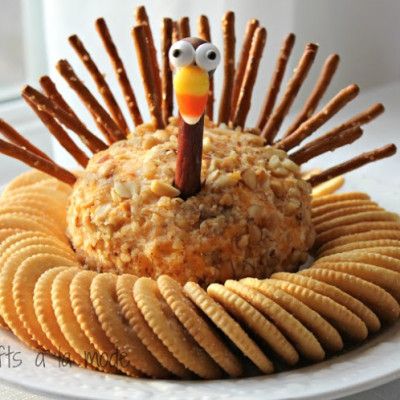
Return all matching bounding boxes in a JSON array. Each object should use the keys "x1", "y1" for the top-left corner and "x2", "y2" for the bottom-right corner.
[
  {"x1": 0, "y1": 171, "x2": 400, "y2": 380},
  {"x1": 71, "y1": 271, "x2": 140, "y2": 377},
  {"x1": 184, "y1": 281, "x2": 274, "y2": 374},
  {"x1": 91, "y1": 273, "x2": 170, "y2": 378},
  {"x1": 133, "y1": 276, "x2": 222, "y2": 379},
  {"x1": 157, "y1": 275, "x2": 243, "y2": 377},
  {"x1": 116, "y1": 274, "x2": 191, "y2": 378},
  {"x1": 207, "y1": 283, "x2": 300, "y2": 366}
]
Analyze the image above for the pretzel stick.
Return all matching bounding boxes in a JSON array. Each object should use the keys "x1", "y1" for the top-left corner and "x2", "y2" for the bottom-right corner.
[
  {"x1": 161, "y1": 18, "x2": 173, "y2": 126},
  {"x1": 290, "y1": 126, "x2": 363, "y2": 165},
  {"x1": 179, "y1": 16, "x2": 191, "y2": 38},
  {"x1": 218, "y1": 11, "x2": 236, "y2": 125},
  {"x1": 56, "y1": 59, "x2": 125, "y2": 144},
  {"x1": 40, "y1": 76, "x2": 79, "y2": 120},
  {"x1": 284, "y1": 53, "x2": 340, "y2": 137},
  {"x1": 277, "y1": 84, "x2": 359, "y2": 151},
  {"x1": 22, "y1": 85, "x2": 107, "y2": 153},
  {"x1": 0, "y1": 119, "x2": 52, "y2": 162},
  {"x1": 39, "y1": 76, "x2": 106, "y2": 153},
  {"x1": 95, "y1": 18, "x2": 143, "y2": 127},
  {"x1": 232, "y1": 26, "x2": 267, "y2": 129},
  {"x1": 256, "y1": 33, "x2": 295, "y2": 130},
  {"x1": 261, "y1": 43, "x2": 318, "y2": 143},
  {"x1": 321, "y1": 103, "x2": 385, "y2": 140},
  {"x1": 132, "y1": 25, "x2": 164, "y2": 128},
  {"x1": 68, "y1": 34, "x2": 129, "y2": 135},
  {"x1": 197, "y1": 15, "x2": 214, "y2": 120},
  {"x1": 0, "y1": 138, "x2": 77, "y2": 185},
  {"x1": 307, "y1": 144, "x2": 397, "y2": 187},
  {"x1": 231, "y1": 19, "x2": 259, "y2": 120},
  {"x1": 135, "y1": 6, "x2": 162, "y2": 121},
  {"x1": 24, "y1": 97, "x2": 89, "y2": 167},
  {"x1": 172, "y1": 20, "x2": 180, "y2": 43}
]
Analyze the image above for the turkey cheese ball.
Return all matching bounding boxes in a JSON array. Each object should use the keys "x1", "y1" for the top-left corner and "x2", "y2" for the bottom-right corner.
[{"x1": 67, "y1": 119, "x2": 315, "y2": 285}]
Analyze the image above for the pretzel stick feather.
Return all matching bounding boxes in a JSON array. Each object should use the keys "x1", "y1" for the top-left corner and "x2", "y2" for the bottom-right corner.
[
  {"x1": 284, "y1": 53, "x2": 340, "y2": 136},
  {"x1": 56, "y1": 59, "x2": 125, "y2": 143},
  {"x1": 218, "y1": 11, "x2": 236, "y2": 125},
  {"x1": 232, "y1": 26, "x2": 267, "y2": 128},
  {"x1": 0, "y1": 119, "x2": 53, "y2": 162},
  {"x1": 0, "y1": 138, "x2": 77, "y2": 185},
  {"x1": 95, "y1": 18, "x2": 143, "y2": 127},
  {"x1": 261, "y1": 43, "x2": 318, "y2": 143},
  {"x1": 307, "y1": 144, "x2": 397, "y2": 187},
  {"x1": 278, "y1": 83, "x2": 360, "y2": 151},
  {"x1": 68, "y1": 34, "x2": 129, "y2": 135},
  {"x1": 256, "y1": 33, "x2": 295, "y2": 130},
  {"x1": 22, "y1": 85, "x2": 107, "y2": 153},
  {"x1": 231, "y1": 18, "x2": 259, "y2": 119}
]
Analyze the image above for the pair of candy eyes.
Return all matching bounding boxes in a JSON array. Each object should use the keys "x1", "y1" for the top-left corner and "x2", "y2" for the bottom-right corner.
[{"x1": 169, "y1": 41, "x2": 221, "y2": 72}]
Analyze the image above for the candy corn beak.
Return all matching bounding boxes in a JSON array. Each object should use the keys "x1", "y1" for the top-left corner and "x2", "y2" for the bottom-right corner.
[{"x1": 173, "y1": 65, "x2": 209, "y2": 125}]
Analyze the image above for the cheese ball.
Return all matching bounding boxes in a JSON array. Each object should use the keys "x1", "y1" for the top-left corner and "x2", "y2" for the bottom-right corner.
[{"x1": 67, "y1": 120, "x2": 315, "y2": 285}]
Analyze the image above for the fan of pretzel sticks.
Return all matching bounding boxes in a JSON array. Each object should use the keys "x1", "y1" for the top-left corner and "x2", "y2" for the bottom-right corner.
[{"x1": 0, "y1": 6, "x2": 396, "y2": 188}]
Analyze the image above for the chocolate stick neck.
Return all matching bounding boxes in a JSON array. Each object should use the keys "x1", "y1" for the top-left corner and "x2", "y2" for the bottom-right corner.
[{"x1": 174, "y1": 114, "x2": 204, "y2": 199}]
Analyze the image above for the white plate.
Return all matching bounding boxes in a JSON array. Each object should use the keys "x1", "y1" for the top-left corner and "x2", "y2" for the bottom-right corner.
[{"x1": 0, "y1": 323, "x2": 399, "y2": 400}]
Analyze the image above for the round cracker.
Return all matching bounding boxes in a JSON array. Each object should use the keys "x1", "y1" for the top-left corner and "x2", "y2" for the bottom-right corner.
[
  {"x1": 208, "y1": 283, "x2": 299, "y2": 366},
  {"x1": 13, "y1": 253, "x2": 78, "y2": 354},
  {"x1": 4, "y1": 178, "x2": 72, "y2": 198},
  {"x1": 316, "y1": 251, "x2": 400, "y2": 274},
  {"x1": 299, "y1": 268, "x2": 400, "y2": 323},
  {"x1": 34, "y1": 266, "x2": 86, "y2": 366},
  {"x1": 241, "y1": 278, "x2": 343, "y2": 352},
  {"x1": 312, "y1": 205, "x2": 382, "y2": 226},
  {"x1": 272, "y1": 272, "x2": 380, "y2": 333},
  {"x1": 266, "y1": 279, "x2": 368, "y2": 341},
  {"x1": 0, "y1": 233, "x2": 74, "y2": 268},
  {"x1": 157, "y1": 275, "x2": 242, "y2": 377},
  {"x1": 0, "y1": 213, "x2": 56, "y2": 237},
  {"x1": 317, "y1": 230, "x2": 400, "y2": 254},
  {"x1": 92, "y1": 274, "x2": 170, "y2": 378},
  {"x1": 183, "y1": 281, "x2": 273, "y2": 374},
  {"x1": 133, "y1": 276, "x2": 221, "y2": 379},
  {"x1": 52, "y1": 268, "x2": 116, "y2": 373},
  {"x1": 315, "y1": 211, "x2": 399, "y2": 234},
  {"x1": 315, "y1": 222, "x2": 400, "y2": 248},
  {"x1": 311, "y1": 176, "x2": 345, "y2": 198},
  {"x1": 1, "y1": 170, "x2": 49, "y2": 196},
  {"x1": 71, "y1": 271, "x2": 138, "y2": 376},
  {"x1": 311, "y1": 192, "x2": 370, "y2": 208},
  {"x1": 2, "y1": 185, "x2": 69, "y2": 206},
  {"x1": 313, "y1": 261, "x2": 400, "y2": 301},
  {"x1": 312, "y1": 200, "x2": 379, "y2": 218},
  {"x1": 0, "y1": 205, "x2": 56, "y2": 223},
  {"x1": 0, "y1": 197, "x2": 66, "y2": 228},
  {"x1": 354, "y1": 247, "x2": 400, "y2": 261},
  {"x1": 1, "y1": 212, "x2": 67, "y2": 242},
  {"x1": 116, "y1": 274, "x2": 190, "y2": 378},
  {"x1": 319, "y1": 239, "x2": 400, "y2": 257},
  {"x1": 225, "y1": 280, "x2": 324, "y2": 361},
  {"x1": 0, "y1": 245, "x2": 76, "y2": 349},
  {"x1": 0, "y1": 228, "x2": 22, "y2": 243}
]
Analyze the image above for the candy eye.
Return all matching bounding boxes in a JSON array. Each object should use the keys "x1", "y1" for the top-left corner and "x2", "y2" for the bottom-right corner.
[
  {"x1": 169, "y1": 40, "x2": 195, "y2": 69},
  {"x1": 195, "y1": 43, "x2": 221, "y2": 72}
]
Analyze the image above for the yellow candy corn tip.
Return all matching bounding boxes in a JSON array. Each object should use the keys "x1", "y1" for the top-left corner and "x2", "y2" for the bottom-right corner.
[{"x1": 173, "y1": 65, "x2": 209, "y2": 96}]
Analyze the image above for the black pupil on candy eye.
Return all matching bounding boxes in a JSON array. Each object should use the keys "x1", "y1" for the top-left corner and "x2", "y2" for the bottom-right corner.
[
  {"x1": 173, "y1": 49, "x2": 181, "y2": 58},
  {"x1": 207, "y1": 51, "x2": 216, "y2": 60}
]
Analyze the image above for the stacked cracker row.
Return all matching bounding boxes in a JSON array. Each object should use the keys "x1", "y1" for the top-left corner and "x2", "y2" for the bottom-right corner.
[{"x1": 0, "y1": 171, "x2": 399, "y2": 379}]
